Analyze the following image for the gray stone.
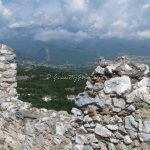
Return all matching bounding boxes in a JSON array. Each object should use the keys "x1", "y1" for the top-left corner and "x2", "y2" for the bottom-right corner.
[
  {"x1": 112, "y1": 107, "x2": 121, "y2": 112},
  {"x1": 106, "y1": 125, "x2": 118, "y2": 131},
  {"x1": 115, "y1": 132, "x2": 124, "y2": 139},
  {"x1": 144, "y1": 65, "x2": 149, "y2": 74},
  {"x1": 117, "y1": 142, "x2": 129, "y2": 150},
  {"x1": 138, "y1": 133, "x2": 150, "y2": 142},
  {"x1": 104, "y1": 76, "x2": 132, "y2": 95},
  {"x1": 83, "y1": 145, "x2": 93, "y2": 150},
  {"x1": 83, "y1": 115, "x2": 92, "y2": 122},
  {"x1": 138, "y1": 77, "x2": 150, "y2": 87},
  {"x1": 17, "y1": 133, "x2": 26, "y2": 142},
  {"x1": 108, "y1": 143, "x2": 116, "y2": 150},
  {"x1": 75, "y1": 134, "x2": 86, "y2": 144},
  {"x1": 139, "y1": 118, "x2": 143, "y2": 132},
  {"x1": 34, "y1": 123, "x2": 46, "y2": 132},
  {"x1": 74, "y1": 145, "x2": 84, "y2": 150},
  {"x1": 24, "y1": 120, "x2": 34, "y2": 136},
  {"x1": 92, "y1": 114, "x2": 101, "y2": 122},
  {"x1": 90, "y1": 143, "x2": 100, "y2": 149},
  {"x1": 86, "y1": 81, "x2": 93, "y2": 90},
  {"x1": 127, "y1": 86, "x2": 150, "y2": 104},
  {"x1": 77, "y1": 126, "x2": 87, "y2": 134},
  {"x1": 75, "y1": 92, "x2": 111, "y2": 108},
  {"x1": 125, "y1": 115, "x2": 138, "y2": 131},
  {"x1": 84, "y1": 123, "x2": 90, "y2": 128},
  {"x1": 110, "y1": 115, "x2": 122, "y2": 124},
  {"x1": 126, "y1": 105, "x2": 136, "y2": 112},
  {"x1": 90, "y1": 122, "x2": 96, "y2": 128},
  {"x1": 136, "y1": 64, "x2": 149, "y2": 75},
  {"x1": 53, "y1": 138, "x2": 62, "y2": 145},
  {"x1": 86, "y1": 134, "x2": 98, "y2": 143},
  {"x1": 110, "y1": 138, "x2": 119, "y2": 144},
  {"x1": 71, "y1": 108, "x2": 82, "y2": 116},
  {"x1": 124, "y1": 135, "x2": 132, "y2": 144},
  {"x1": 93, "y1": 83, "x2": 104, "y2": 91},
  {"x1": 75, "y1": 92, "x2": 95, "y2": 107},
  {"x1": 99, "y1": 142, "x2": 108, "y2": 150},
  {"x1": 4, "y1": 54, "x2": 16, "y2": 61},
  {"x1": 95, "y1": 124, "x2": 112, "y2": 137},
  {"x1": 2, "y1": 111, "x2": 10, "y2": 118},
  {"x1": 113, "y1": 98, "x2": 125, "y2": 109},
  {"x1": 118, "y1": 126, "x2": 127, "y2": 135},
  {"x1": 105, "y1": 65, "x2": 116, "y2": 75},
  {"x1": 86, "y1": 128, "x2": 94, "y2": 133},
  {"x1": 35, "y1": 134, "x2": 44, "y2": 146},
  {"x1": 94, "y1": 93, "x2": 112, "y2": 109},
  {"x1": 56, "y1": 122, "x2": 65, "y2": 135},
  {"x1": 94, "y1": 66, "x2": 104, "y2": 74},
  {"x1": 128, "y1": 131, "x2": 138, "y2": 139},
  {"x1": 143, "y1": 121, "x2": 150, "y2": 133},
  {"x1": 116, "y1": 64, "x2": 132, "y2": 72}
]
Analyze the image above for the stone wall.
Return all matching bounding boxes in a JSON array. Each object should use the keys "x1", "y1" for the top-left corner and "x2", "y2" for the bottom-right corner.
[
  {"x1": 0, "y1": 44, "x2": 150, "y2": 150},
  {"x1": 73, "y1": 56, "x2": 150, "y2": 149},
  {"x1": 0, "y1": 44, "x2": 17, "y2": 102}
]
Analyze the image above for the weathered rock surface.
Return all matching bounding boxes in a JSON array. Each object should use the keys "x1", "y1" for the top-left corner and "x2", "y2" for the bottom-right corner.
[
  {"x1": 95, "y1": 124, "x2": 112, "y2": 137},
  {"x1": 104, "y1": 76, "x2": 132, "y2": 95},
  {"x1": 74, "y1": 56, "x2": 150, "y2": 149}
]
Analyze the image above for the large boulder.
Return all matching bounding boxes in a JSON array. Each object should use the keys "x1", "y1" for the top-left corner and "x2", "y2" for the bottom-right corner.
[
  {"x1": 75, "y1": 92, "x2": 111, "y2": 108},
  {"x1": 104, "y1": 76, "x2": 132, "y2": 95}
]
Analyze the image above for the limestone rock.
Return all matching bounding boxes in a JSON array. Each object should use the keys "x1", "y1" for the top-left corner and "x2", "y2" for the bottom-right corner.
[
  {"x1": 106, "y1": 125, "x2": 118, "y2": 131},
  {"x1": 127, "y1": 86, "x2": 150, "y2": 104},
  {"x1": 86, "y1": 81, "x2": 93, "y2": 90},
  {"x1": 95, "y1": 124, "x2": 112, "y2": 137},
  {"x1": 124, "y1": 135, "x2": 132, "y2": 144},
  {"x1": 112, "y1": 98, "x2": 125, "y2": 109},
  {"x1": 83, "y1": 115, "x2": 92, "y2": 122},
  {"x1": 108, "y1": 143, "x2": 116, "y2": 150},
  {"x1": 74, "y1": 144, "x2": 84, "y2": 150},
  {"x1": 93, "y1": 83, "x2": 104, "y2": 91},
  {"x1": 71, "y1": 108, "x2": 82, "y2": 116},
  {"x1": 125, "y1": 115, "x2": 138, "y2": 131},
  {"x1": 104, "y1": 76, "x2": 132, "y2": 95},
  {"x1": 138, "y1": 77, "x2": 150, "y2": 87},
  {"x1": 75, "y1": 92, "x2": 111, "y2": 108},
  {"x1": 143, "y1": 121, "x2": 150, "y2": 133},
  {"x1": 94, "y1": 66, "x2": 104, "y2": 74},
  {"x1": 138, "y1": 133, "x2": 150, "y2": 142},
  {"x1": 56, "y1": 122, "x2": 65, "y2": 135},
  {"x1": 75, "y1": 134, "x2": 87, "y2": 144}
]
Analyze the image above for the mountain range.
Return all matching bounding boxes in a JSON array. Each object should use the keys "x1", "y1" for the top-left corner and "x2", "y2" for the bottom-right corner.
[{"x1": 1, "y1": 38, "x2": 150, "y2": 65}]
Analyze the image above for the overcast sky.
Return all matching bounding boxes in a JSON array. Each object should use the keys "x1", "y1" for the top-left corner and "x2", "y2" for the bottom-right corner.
[{"x1": 0, "y1": 0, "x2": 150, "y2": 41}]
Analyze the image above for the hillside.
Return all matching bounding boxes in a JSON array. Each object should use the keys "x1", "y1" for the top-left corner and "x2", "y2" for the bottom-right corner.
[
  {"x1": 17, "y1": 65, "x2": 90, "y2": 112},
  {"x1": 1, "y1": 38, "x2": 150, "y2": 65}
]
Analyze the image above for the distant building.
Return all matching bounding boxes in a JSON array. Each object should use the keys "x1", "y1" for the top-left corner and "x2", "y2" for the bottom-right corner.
[
  {"x1": 66, "y1": 95, "x2": 76, "y2": 101},
  {"x1": 65, "y1": 87, "x2": 75, "y2": 92},
  {"x1": 42, "y1": 95, "x2": 52, "y2": 102}
]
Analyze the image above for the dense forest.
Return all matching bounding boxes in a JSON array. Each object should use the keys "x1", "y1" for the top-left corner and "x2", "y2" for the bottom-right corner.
[{"x1": 17, "y1": 65, "x2": 91, "y2": 112}]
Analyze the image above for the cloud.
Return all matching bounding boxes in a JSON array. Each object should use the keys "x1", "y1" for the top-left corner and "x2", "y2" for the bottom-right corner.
[
  {"x1": 34, "y1": 28, "x2": 89, "y2": 41},
  {"x1": 62, "y1": 0, "x2": 89, "y2": 12},
  {"x1": 0, "y1": 0, "x2": 150, "y2": 41},
  {"x1": 0, "y1": 0, "x2": 12, "y2": 18},
  {"x1": 135, "y1": 30, "x2": 150, "y2": 39}
]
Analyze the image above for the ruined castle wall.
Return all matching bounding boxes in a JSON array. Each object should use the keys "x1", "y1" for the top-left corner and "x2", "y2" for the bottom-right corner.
[{"x1": 0, "y1": 44, "x2": 18, "y2": 102}]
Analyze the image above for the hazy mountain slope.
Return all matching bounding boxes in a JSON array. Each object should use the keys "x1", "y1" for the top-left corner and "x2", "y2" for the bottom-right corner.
[{"x1": 1, "y1": 38, "x2": 150, "y2": 65}]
